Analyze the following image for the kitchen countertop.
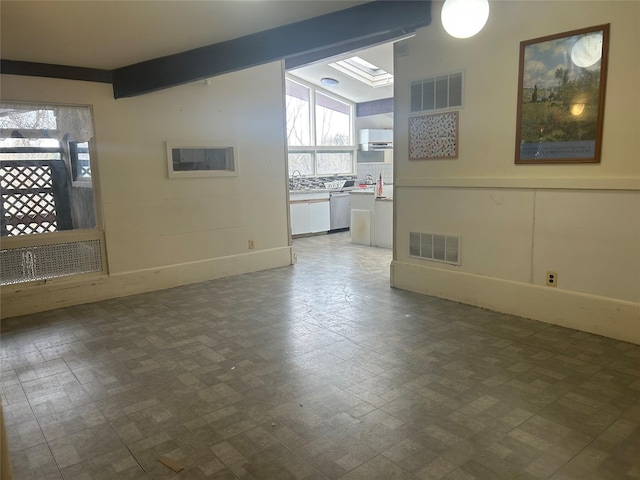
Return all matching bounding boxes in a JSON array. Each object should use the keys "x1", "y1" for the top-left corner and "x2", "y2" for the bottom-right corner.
[
  {"x1": 290, "y1": 185, "x2": 392, "y2": 195},
  {"x1": 349, "y1": 188, "x2": 375, "y2": 194},
  {"x1": 289, "y1": 189, "x2": 332, "y2": 194},
  {"x1": 290, "y1": 188, "x2": 374, "y2": 195}
]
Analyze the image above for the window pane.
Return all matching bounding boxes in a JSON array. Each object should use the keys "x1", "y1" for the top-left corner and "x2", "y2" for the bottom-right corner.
[
  {"x1": 0, "y1": 152, "x2": 61, "y2": 161},
  {"x1": 170, "y1": 147, "x2": 234, "y2": 173},
  {"x1": 0, "y1": 108, "x2": 57, "y2": 130},
  {"x1": 75, "y1": 142, "x2": 92, "y2": 179},
  {"x1": 285, "y1": 79, "x2": 311, "y2": 146},
  {"x1": 288, "y1": 152, "x2": 314, "y2": 176},
  {"x1": 315, "y1": 92, "x2": 351, "y2": 146},
  {"x1": 316, "y1": 152, "x2": 352, "y2": 175},
  {"x1": 1, "y1": 103, "x2": 96, "y2": 237},
  {"x1": 0, "y1": 138, "x2": 61, "y2": 160}
]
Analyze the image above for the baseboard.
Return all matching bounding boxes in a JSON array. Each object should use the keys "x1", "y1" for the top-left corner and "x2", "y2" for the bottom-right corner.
[
  {"x1": 391, "y1": 260, "x2": 640, "y2": 345},
  {"x1": 1, "y1": 247, "x2": 293, "y2": 319}
]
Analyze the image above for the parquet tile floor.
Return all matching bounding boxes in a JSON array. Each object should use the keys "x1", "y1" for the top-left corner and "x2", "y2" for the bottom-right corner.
[{"x1": 1, "y1": 232, "x2": 639, "y2": 479}]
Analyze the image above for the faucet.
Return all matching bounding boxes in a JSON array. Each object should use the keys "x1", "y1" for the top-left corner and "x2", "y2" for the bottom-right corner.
[{"x1": 291, "y1": 170, "x2": 303, "y2": 189}]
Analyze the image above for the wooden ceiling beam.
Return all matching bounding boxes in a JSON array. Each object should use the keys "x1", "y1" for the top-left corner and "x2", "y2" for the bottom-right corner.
[
  {"x1": 112, "y1": 1, "x2": 431, "y2": 98},
  {"x1": 0, "y1": 60, "x2": 112, "y2": 84}
]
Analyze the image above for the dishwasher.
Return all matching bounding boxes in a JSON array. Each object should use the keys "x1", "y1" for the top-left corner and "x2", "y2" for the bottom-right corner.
[{"x1": 329, "y1": 191, "x2": 351, "y2": 231}]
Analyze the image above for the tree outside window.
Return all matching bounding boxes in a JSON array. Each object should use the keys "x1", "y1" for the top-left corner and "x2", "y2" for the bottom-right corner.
[{"x1": 285, "y1": 77, "x2": 354, "y2": 176}]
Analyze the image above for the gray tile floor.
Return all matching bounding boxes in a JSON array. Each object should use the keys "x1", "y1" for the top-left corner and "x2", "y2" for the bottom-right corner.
[{"x1": 1, "y1": 232, "x2": 639, "y2": 479}]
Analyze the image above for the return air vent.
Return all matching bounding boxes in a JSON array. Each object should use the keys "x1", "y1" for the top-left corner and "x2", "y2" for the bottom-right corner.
[
  {"x1": 409, "y1": 232, "x2": 461, "y2": 265},
  {"x1": 410, "y1": 71, "x2": 464, "y2": 113},
  {"x1": 0, "y1": 239, "x2": 103, "y2": 285}
]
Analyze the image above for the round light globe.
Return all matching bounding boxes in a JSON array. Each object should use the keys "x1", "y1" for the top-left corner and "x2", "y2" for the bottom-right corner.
[
  {"x1": 570, "y1": 33, "x2": 603, "y2": 68},
  {"x1": 441, "y1": 0, "x2": 490, "y2": 39},
  {"x1": 320, "y1": 77, "x2": 339, "y2": 87}
]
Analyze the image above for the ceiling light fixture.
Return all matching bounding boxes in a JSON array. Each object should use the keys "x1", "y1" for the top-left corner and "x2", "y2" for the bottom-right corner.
[
  {"x1": 441, "y1": 0, "x2": 490, "y2": 39},
  {"x1": 320, "y1": 77, "x2": 339, "y2": 87}
]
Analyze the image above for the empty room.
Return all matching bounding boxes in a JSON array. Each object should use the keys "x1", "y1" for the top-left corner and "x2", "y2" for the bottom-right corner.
[{"x1": 1, "y1": 1, "x2": 638, "y2": 479}]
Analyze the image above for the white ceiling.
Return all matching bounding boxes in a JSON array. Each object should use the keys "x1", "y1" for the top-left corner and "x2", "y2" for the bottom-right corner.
[
  {"x1": 1, "y1": 0, "x2": 395, "y2": 103},
  {"x1": 288, "y1": 41, "x2": 395, "y2": 103},
  {"x1": 0, "y1": 1, "x2": 365, "y2": 70}
]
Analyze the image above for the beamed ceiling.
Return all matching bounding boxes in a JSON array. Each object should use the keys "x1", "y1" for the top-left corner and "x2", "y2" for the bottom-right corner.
[{"x1": 0, "y1": 1, "x2": 431, "y2": 98}]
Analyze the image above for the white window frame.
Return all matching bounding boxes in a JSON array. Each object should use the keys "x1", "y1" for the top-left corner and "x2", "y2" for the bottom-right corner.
[
  {"x1": 285, "y1": 74, "x2": 356, "y2": 177},
  {"x1": 0, "y1": 101, "x2": 106, "y2": 285}
]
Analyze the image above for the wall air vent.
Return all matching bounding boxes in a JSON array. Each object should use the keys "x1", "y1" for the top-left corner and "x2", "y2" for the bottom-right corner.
[
  {"x1": 0, "y1": 239, "x2": 104, "y2": 285},
  {"x1": 409, "y1": 232, "x2": 460, "y2": 265},
  {"x1": 410, "y1": 71, "x2": 464, "y2": 113}
]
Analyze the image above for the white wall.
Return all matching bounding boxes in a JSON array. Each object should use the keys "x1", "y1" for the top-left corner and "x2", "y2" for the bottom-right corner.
[
  {"x1": 355, "y1": 112, "x2": 393, "y2": 132},
  {"x1": 392, "y1": 1, "x2": 640, "y2": 343},
  {"x1": 1, "y1": 62, "x2": 293, "y2": 317}
]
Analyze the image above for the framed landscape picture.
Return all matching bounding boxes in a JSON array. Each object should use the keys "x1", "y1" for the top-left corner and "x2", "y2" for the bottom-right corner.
[{"x1": 515, "y1": 24, "x2": 609, "y2": 164}]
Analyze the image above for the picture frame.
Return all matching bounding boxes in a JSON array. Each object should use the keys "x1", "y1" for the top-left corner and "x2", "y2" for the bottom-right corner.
[
  {"x1": 409, "y1": 111, "x2": 459, "y2": 160},
  {"x1": 166, "y1": 142, "x2": 237, "y2": 179},
  {"x1": 515, "y1": 24, "x2": 609, "y2": 164}
]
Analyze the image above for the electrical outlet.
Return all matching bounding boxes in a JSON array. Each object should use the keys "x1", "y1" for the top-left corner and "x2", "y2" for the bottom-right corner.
[
  {"x1": 248, "y1": 239, "x2": 255, "y2": 250},
  {"x1": 546, "y1": 271, "x2": 558, "y2": 287}
]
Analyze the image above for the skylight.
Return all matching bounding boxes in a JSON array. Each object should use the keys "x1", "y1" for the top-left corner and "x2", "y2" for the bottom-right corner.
[
  {"x1": 345, "y1": 57, "x2": 381, "y2": 73},
  {"x1": 328, "y1": 56, "x2": 393, "y2": 88}
]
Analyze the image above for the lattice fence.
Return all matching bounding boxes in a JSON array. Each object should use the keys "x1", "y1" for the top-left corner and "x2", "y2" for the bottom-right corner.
[
  {"x1": 1, "y1": 164, "x2": 57, "y2": 235},
  {"x1": 1, "y1": 160, "x2": 72, "y2": 236},
  {"x1": 79, "y1": 165, "x2": 92, "y2": 178}
]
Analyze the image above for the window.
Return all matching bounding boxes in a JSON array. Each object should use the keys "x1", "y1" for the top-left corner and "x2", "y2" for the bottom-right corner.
[
  {"x1": 316, "y1": 152, "x2": 352, "y2": 175},
  {"x1": 166, "y1": 144, "x2": 237, "y2": 178},
  {"x1": 0, "y1": 102, "x2": 104, "y2": 285},
  {"x1": 69, "y1": 141, "x2": 92, "y2": 183},
  {"x1": 288, "y1": 152, "x2": 313, "y2": 176},
  {"x1": 0, "y1": 104, "x2": 97, "y2": 236},
  {"x1": 285, "y1": 76, "x2": 355, "y2": 176},
  {"x1": 285, "y1": 80, "x2": 311, "y2": 146},
  {"x1": 315, "y1": 91, "x2": 351, "y2": 146}
]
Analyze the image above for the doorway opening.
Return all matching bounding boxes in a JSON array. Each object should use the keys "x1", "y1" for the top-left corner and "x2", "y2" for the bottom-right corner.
[{"x1": 284, "y1": 41, "x2": 396, "y2": 254}]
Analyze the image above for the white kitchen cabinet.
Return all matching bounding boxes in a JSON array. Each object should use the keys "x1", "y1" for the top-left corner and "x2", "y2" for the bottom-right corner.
[
  {"x1": 290, "y1": 202, "x2": 311, "y2": 235},
  {"x1": 349, "y1": 190, "x2": 375, "y2": 214},
  {"x1": 373, "y1": 199, "x2": 393, "y2": 248},
  {"x1": 349, "y1": 190, "x2": 375, "y2": 246},
  {"x1": 349, "y1": 190, "x2": 393, "y2": 248},
  {"x1": 310, "y1": 200, "x2": 330, "y2": 233},
  {"x1": 290, "y1": 192, "x2": 330, "y2": 236}
]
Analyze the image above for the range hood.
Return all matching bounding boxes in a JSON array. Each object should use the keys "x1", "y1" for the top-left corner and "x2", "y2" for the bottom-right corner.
[{"x1": 358, "y1": 129, "x2": 393, "y2": 151}]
